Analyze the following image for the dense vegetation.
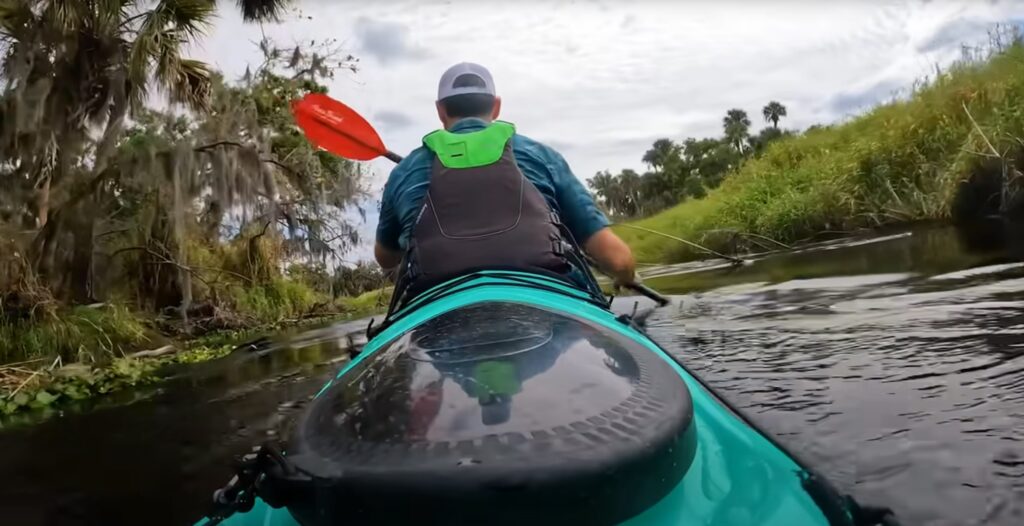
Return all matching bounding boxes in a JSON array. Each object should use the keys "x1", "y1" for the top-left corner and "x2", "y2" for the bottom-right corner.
[
  {"x1": 616, "y1": 28, "x2": 1024, "y2": 263},
  {"x1": 0, "y1": 1, "x2": 387, "y2": 414},
  {"x1": 589, "y1": 102, "x2": 792, "y2": 218},
  {"x1": 1, "y1": 3, "x2": 1019, "y2": 417}
]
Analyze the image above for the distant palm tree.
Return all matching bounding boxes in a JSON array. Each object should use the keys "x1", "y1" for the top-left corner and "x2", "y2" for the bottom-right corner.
[
  {"x1": 642, "y1": 138, "x2": 680, "y2": 170},
  {"x1": 762, "y1": 101, "x2": 788, "y2": 129},
  {"x1": 722, "y1": 109, "x2": 751, "y2": 152},
  {"x1": 238, "y1": 0, "x2": 294, "y2": 22},
  {"x1": 588, "y1": 171, "x2": 619, "y2": 214},
  {"x1": 617, "y1": 169, "x2": 644, "y2": 217}
]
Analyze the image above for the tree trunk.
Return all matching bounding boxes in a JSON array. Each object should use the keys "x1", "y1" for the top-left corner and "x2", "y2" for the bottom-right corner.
[
  {"x1": 31, "y1": 74, "x2": 129, "y2": 296},
  {"x1": 172, "y1": 166, "x2": 192, "y2": 333},
  {"x1": 92, "y1": 69, "x2": 129, "y2": 176},
  {"x1": 135, "y1": 210, "x2": 185, "y2": 312},
  {"x1": 31, "y1": 208, "x2": 60, "y2": 283},
  {"x1": 34, "y1": 176, "x2": 50, "y2": 228},
  {"x1": 202, "y1": 200, "x2": 224, "y2": 241},
  {"x1": 68, "y1": 204, "x2": 95, "y2": 304}
]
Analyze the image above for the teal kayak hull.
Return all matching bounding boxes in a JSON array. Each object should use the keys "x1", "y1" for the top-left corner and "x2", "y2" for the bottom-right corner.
[{"x1": 201, "y1": 272, "x2": 848, "y2": 525}]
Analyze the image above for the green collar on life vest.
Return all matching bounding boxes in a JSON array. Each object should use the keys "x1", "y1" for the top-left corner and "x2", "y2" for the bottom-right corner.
[
  {"x1": 422, "y1": 120, "x2": 516, "y2": 169},
  {"x1": 468, "y1": 360, "x2": 521, "y2": 398}
]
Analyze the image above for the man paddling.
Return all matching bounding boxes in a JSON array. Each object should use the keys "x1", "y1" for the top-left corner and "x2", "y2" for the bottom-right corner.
[{"x1": 374, "y1": 62, "x2": 637, "y2": 290}]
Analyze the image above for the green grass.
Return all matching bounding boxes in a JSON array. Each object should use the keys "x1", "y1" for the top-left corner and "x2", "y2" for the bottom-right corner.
[
  {"x1": 335, "y1": 286, "x2": 392, "y2": 316},
  {"x1": 232, "y1": 278, "x2": 322, "y2": 323},
  {"x1": 0, "y1": 278, "x2": 383, "y2": 369},
  {"x1": 233, "y1": 279, "x2": 391, "y2": 323},
  {"x1": 0, "y1": 305, "x2": 150, "y2": 365},
  {"x1": 619, "y1": 42, "x2": 1024, "y2": 263},
  {"x1": 0, "y1": 275, "x2": 388, "y2": 420}
]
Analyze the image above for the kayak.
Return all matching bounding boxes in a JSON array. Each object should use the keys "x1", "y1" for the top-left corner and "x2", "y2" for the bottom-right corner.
[{"x1": 200, "y1": 270, "x2": 894, "y2": 526}]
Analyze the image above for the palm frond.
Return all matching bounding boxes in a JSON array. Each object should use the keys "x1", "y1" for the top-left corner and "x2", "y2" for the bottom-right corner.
[
  {"x1": 128, "y1": 1, "x2": 212, "y2": 108},
  {"x1": 0, "y1": 0, "x2": 35, "y2": 39},
  {"x1": 41, "y1": 0, "x2": 88, "y2": 32},
  {"x1": 127, "y1": 18, "x2": 157, "y2": 90},
  {"x1": 130, "y1": 0, "x2": 214, "y2": 74},
  {"x1": 94, "y1": 0, "x2": 131, "y2": 34},
  {"x1": 158, "y1": 0, "x2": 216, "y2": 40},
  {"x1": 236, "y1": 0, "x2": 291, "y2": 23},
  {"x1": 121, "y1": 36, "x2": 149, "y2": 112},
  {"x1": 162, "y1": 56, "x2": 212, "y2": 110}
]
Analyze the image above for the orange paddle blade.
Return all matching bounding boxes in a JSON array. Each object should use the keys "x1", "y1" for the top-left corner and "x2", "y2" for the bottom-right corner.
[{"x1": 292, "y1": 93, "x2": 387, "y2": 161}]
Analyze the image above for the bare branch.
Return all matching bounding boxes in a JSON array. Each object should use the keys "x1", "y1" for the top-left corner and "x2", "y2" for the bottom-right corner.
[
  {"x1": 193, "y1": 140, "x2": 295, "y2": 174},
  {"x1": 108, "y1": 246, "x2": 254, "y2": 285}
]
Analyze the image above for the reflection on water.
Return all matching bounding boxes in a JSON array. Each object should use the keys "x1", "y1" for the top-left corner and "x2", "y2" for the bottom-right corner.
[
  {"x1": 644, "y1": 221, "x2": 1024, "y2": 295},
  {"x1": 0, "y1": 318, "x2": 369, "y2": 526},
  {"x1": 0, "y1": 223, "x2": 1022, "y2": 525}
]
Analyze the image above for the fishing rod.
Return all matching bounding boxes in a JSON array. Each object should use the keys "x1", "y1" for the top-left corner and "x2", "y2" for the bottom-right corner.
[
  {"x1": 613, "y1": 224, "x2": 748, "y2": 266},
  {"x1": 291, "y1": 93, "x2": 670, "y2": 307}
]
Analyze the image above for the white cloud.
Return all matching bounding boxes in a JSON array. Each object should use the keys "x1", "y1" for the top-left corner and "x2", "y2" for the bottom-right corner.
[
  {"x1": 373, "y1": 109, "x2": 416, "y2": 130},
  {"x1": 353, "y1": 16, "x2": 431, "y2": 65},
  {"x1": 191, "y1": 0, "x2": 1024, "y2": 260}
]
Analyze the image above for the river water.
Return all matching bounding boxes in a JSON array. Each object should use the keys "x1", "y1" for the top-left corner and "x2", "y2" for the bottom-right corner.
[{"x1": 1, "y1": 223, "x2": 1022, "y2": 525}]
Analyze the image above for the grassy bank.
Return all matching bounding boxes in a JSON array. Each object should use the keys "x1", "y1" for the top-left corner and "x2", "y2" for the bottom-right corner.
[
  {"x1": 618, "y1": 40, "x2": 1024, "y2": 263},
  {"x1": 0, "y1": 281, "x2": 391, "y2": 419},
  {"x1": 0, "y1": 305, "x2": 149, "y2": 366}
]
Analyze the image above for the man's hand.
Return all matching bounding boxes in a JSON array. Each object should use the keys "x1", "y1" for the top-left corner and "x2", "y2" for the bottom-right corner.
[
  {"x1": 613, "y1": 271, "x2": 642, "y2": 291},
  {"x1": 583, "y1": 227, "x2": 637, "y2": 287},
  {"x1": 374, "y1": 242, "x2": 403, "y2": 271},
  {"x1": 608, "y1": 266, "x2": 637, "y2": 289}
]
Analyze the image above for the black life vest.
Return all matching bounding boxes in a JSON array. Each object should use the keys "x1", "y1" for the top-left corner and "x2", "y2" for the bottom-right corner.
[{"x1": 402, "y1": 121, "x2": 570, "y2": 292}]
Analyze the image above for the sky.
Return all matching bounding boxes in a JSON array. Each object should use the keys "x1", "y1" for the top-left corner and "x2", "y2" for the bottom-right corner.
[{"x1": 190, "y1": 0, "x2": 1024, "y2": 261}]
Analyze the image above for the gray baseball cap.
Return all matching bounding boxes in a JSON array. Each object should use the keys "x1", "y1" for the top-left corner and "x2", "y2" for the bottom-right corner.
[{"x1": 437, "y1": 62, "x2": 496, "y2": 101}]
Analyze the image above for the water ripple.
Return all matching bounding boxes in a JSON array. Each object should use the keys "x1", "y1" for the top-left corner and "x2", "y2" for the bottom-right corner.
[{"x1": 647, "y1": 234, "x2": 1024, "y2": 525}]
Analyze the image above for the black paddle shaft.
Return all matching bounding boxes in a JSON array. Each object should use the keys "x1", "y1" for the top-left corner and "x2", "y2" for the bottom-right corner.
[{"x1": 626, "y1": 282, "x2": 670, "y2": 306}]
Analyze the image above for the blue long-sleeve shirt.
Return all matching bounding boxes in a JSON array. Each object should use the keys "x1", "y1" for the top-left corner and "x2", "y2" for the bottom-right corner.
[{"x1": 376, "y1": 118, "x2": 609, "y2": 251}]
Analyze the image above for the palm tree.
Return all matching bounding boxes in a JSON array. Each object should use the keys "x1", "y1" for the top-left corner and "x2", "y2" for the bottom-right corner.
[
  {"x1": 762, "y1": 101, "x2": 787, "y2": 129},
  {"x1": 617, "y1": 169, "x2": 644, "y2": 217},
  {"x1": 1, "y1": 0, "x2": 292, "y2": 227},
  {"x1": 641, "y1": 138, "x2": 680, "y2": 171},
  {"x1": 722, "y1": 109, "x2": 751, "y2": 153},
  {"x1": 588, "y1": 171, "x2": 621, "y2": 215},
  {"x1": 0, "y1": 1, "x2": 223, "y2": 299}
]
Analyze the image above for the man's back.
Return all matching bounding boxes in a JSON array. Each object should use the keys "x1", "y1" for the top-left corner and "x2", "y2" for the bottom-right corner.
[
  {"x1": 376, "y1": 118, "x2": 608, "y2": 253},
  {"x1": 374, "y1": 61, "x2": 635, "y2": 288}
]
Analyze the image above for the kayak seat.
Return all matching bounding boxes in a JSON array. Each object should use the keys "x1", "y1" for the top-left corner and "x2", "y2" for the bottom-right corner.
[{"x1": 272, "y1": 301, "x2": 697, "y2": 526}]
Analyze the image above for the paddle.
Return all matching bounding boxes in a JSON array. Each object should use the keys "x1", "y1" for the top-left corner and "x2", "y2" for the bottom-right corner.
[
  {"x1": 624, "y1": 280, "x2": 670, "y2": 307},
  {"x1": 291, "y1": 93, "x2": 671, "y2": 307},
  {"x1": 634, "y1": 287, "x2": 670, "y2": 307},
  {"x1": 292, "y1": 93, "x2": 403, "y2": 163}
]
